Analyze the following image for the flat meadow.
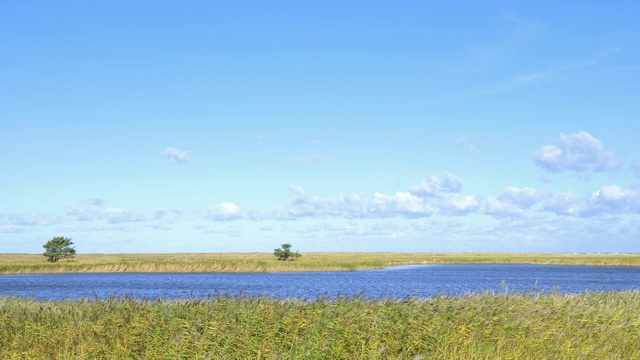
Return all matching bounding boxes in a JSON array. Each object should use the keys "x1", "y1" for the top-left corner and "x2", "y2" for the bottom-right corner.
[
  {"x1": 1, "y1": 252, "x2": 639, "y2": 358},
  {"x1": 1, "y1": 251, "x2": 640, "y2": 274}
]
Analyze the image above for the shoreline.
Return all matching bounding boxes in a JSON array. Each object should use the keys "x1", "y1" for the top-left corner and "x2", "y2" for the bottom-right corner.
[{"x1": 2, "y1": 252, "x2": 639, "y2": 274}]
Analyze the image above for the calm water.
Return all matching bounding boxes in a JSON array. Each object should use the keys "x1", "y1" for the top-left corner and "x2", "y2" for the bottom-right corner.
[{"x1": 1, "y1": 264, "x2": 639, "y2": 301}]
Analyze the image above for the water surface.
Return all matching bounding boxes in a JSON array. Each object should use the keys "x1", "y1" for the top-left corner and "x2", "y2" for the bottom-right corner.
[{"x1": 1, "y1": 264, "x2": 639, "y2": 300}]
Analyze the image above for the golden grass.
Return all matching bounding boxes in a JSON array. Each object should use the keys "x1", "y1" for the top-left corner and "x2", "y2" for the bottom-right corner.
[{"x1": 1, "y1": 252, "x2": 639, "y2": 274}]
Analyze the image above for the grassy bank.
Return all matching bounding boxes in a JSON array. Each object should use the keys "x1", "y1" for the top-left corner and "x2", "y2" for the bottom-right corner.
[
  {"x1": 1, "y1": 291, "x2": 638, "y2": 359},
  {"x1": 1, "y1": 252, "x2": 639, "y2": 274}
]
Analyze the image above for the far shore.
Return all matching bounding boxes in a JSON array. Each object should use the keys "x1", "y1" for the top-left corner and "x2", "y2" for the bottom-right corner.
[{"x1": 1, "y1": 252, "x2": 639, "y2": 275}]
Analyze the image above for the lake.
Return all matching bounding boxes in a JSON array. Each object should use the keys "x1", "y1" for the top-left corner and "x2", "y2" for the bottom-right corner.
[{"x1": 1, "y1": 264, "x2": 639, "y2": 301}]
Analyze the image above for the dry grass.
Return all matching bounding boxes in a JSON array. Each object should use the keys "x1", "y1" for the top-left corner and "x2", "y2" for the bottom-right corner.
[{"x1": 1, "y1": 252, "x2": 639, "y2": 274}]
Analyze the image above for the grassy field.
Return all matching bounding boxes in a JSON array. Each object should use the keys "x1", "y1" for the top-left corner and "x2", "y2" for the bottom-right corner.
[
  {"x1": 2, "y1": 253, "x2": 639, "y2": 358},
  {"x1": 1, "y1": 252, "x2": 639, "y2": 274},
  {"x1": 1, "y1": 291, "x2": 638, "y2": 359}
]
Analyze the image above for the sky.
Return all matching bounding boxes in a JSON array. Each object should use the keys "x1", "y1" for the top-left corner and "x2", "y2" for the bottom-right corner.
[{"x1": 1, "y1": 1, "x2": 639, "y2": 254}]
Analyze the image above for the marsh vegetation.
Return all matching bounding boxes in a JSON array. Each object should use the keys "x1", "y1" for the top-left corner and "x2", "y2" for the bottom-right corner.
[
  {"x1": 1, "y1": 252, "x2": 639, "y2": 274},
  {"x1": 1, "y1": 291, "x2": 638, "y2": 359}
]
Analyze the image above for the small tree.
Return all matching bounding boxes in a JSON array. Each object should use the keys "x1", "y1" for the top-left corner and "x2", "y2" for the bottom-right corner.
[
  {"x1": 43, "y1": 237, "x2": 76, "y2": 263},
  {"x1": 273, "y1": 243, "x2": 301, "y2": 261}
]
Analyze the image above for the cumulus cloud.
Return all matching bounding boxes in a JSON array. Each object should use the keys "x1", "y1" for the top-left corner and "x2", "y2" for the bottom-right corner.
[
  {"x1": 161, "y1": 147, "x2": 192, "y2": 164},
  {"x1": 544, "y1": 191, "x2": 584, "y2": 217},
  {"x1": 533, "y1": 131, "x2": 620, "y2": 177},
  {"x1": 205, "y1": 202, "x2": 243, "y2": 221},
  {"x1": 439, "y1": 193, "x2": 481, "y2": 215},
  {"x1": 485, "y1": 197, "x2": 526, "y2": 217},
  {"x1": 544, "y1": 185, "x2": 639, "y2": 217},
  {"x1": 589, "y1": 185, "x2": 639, "y2": 214},
  {"x1": 500, "y1": 187, "x2": 545, "y2": 206},
  {"x1": 277, "y1": 194, "x2": 369, "y2": 219},
  {"x1": 409, "y1": 173, "x2": 463, "y2": 197},
  {"x1": 272, "y1": 174, "x2": 479, "y2": 220},
  {"x1": 369, "y1": 192, "x2": 437, "y2": 218},
  {"x1": 273, "y1": 176, "x2": 636, "y2": 221},
  {"x1": 485, "y1": 187, "x2": 545, "y2": 217}
]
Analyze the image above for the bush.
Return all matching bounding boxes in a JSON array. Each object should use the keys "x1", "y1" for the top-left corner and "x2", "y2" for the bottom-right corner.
[{"x1": 273, "y1": 244, "x2": 301, "y2": 261}]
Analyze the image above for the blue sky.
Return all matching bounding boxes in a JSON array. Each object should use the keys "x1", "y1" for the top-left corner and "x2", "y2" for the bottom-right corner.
[{"x1": 2, "y1": 1, "x2": 639, "y2": 253}]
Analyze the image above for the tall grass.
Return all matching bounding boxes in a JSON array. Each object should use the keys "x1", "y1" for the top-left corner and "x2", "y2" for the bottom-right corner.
[
  {"x1": 1, "y1": 291, "x2": 638, "y2": 359},
  {"x1": 1, "y1": 252, "x2": 639, "y2": 274}
]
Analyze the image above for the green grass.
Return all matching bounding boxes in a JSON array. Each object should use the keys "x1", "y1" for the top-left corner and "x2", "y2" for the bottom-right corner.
[
  {"x1": 1, "y1": 252, "x2": 639, "y2": 274},
  {"x1": 1, "y1": 291, "x2": 639, "y2": 359}
]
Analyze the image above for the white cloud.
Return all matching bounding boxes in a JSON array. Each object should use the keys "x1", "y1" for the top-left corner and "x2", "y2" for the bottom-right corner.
[
  {"x1": 369, "y1": 192, "x2": 437, "y2": 218},
  {"x1": 273, "y1": 175, "x2": 478, "y2": 220},
  {"x1": 485, "y1": 197, "x2": 526, "y2": 217},
  {"x1": 288, "y1": 184, "x2": 306, "y2": 197},
  {"x1": 409, "y1": 173, "x2": 463, "y2": 197},
  {"x1": 533, "y1": 131, "x2": 620, "y2": 177},
  {"x1": 67, "y1": 206, "x2": 102, "y2": 222},
  {"x1": 106, "y1": 208, "x2": 147, "y2": 224},
  {"x1": 502, "y1": 187, "x2": 544, "y2": 204},
  {"x1": 161, "y1": 147, "x2": 192, "y2": 164},
  {"x1": 544, "y1": 185, "x2": 639, "y2": 217},
  {"x1": 485, "y1": 187, "x2": 545, "y2": 218},
  {"x1": 439, "y1": 193, "x2": 480, "y2": 215},
  {"x1": 205, "y1": 202, "x2": 243, "y2": 221},
  {"x1": 279, "y1": 194, "x2": 368, "y2": 219},
  {"x1": 544, "y1": 191, "x2": 584, "y2": 217},
  {"x1": 271, "y1": 177, "x2": 638, "y2": 222},
  {"x1": 589, "y1": 185, "x2": 639, "y2": 215},
  {"x1": 272, "y1": 191, "x2": 434, "y2": 220}
]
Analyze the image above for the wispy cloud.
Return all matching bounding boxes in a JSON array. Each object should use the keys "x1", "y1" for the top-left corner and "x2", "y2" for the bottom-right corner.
[
  {"x1": 631, "y1": 160, "x2": 640, "y2": 179},
  {"x1": 106, "y1": 208, "x2": 147, "y2": 224},
  {"x1": 161, "y1": 147, "x2": 192, "y2": 164},
  {"x1": 83, "y1": 197, "x2": 105, "y2": 207},
  {"x1": 289, "y1": 155, "x2": 333, "y2": 165},
  {"x1": 0, "y1": 225, "x2": 24, "y2": 233},
  {"x1": 5, "y1": 211, "x2": 60, "y2": 226},
  {"x1": 456, "y1": 134, "x2": 479, "y2": 155},
  {"x1": 460, "y1": 61, "x2": 597, "y2": 99}
]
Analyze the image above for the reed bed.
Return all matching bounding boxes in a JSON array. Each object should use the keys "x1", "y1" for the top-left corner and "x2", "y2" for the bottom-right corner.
[
  {"x1": 1, "y1": 252, "x2": 639, "y2": 274},
  {"x1": 1, "y1": 291, "x2": 638, "y2": 359}
]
